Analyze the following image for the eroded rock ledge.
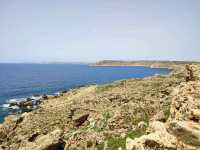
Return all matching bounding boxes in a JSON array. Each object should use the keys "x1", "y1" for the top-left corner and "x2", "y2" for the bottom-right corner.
[{"x1": 1, "y1": 63, "x2": 200, "y2": 150}]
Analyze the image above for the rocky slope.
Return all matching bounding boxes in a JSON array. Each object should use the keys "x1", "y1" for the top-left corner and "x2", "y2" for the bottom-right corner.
[
  {"x1": 0, "y1": 63, "x2": 199, "y2": 150},
  {"x1": 126, "y1": 64, "x2": 200, "y2": 150}
]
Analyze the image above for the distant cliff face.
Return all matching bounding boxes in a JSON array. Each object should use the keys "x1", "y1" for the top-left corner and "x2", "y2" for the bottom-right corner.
[{"x1": 95, "y1": 60, "x2": 197, "y2": 68}]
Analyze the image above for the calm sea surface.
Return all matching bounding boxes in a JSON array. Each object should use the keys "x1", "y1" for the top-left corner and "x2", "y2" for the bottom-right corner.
[{"x1": 0, "y1": 64, "x2": 171, "y2": 122}]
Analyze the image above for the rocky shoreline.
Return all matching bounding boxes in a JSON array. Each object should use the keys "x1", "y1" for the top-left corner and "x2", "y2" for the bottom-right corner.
[
  {"x1": 6, "y1": 91, "x2": 68, "y2": 113},
  {"x1": 0, "y1": 63, "x2": 200, "y2": 150}
]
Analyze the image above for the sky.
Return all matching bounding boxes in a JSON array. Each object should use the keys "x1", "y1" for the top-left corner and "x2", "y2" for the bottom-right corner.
[{"x1": 0, "y1": 0, "x2": 200, "y2": 63}]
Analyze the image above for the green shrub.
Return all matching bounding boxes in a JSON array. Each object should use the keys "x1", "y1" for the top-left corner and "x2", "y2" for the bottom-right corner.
[
  {"x1": 163, "y1": 101, "x2": 171, "y2": 121},
  {"x1": 106, "y1": 127, "x2": 147, "y2": 150},
  {"x1": 92, "y1": 111, "x2": 112, "y2": 132},
  {"x1": 97, "y1": 80, "x2": 125, "y2": 91},
  {"x1": 107, "y1": 137, "x2": 126, "y2": 150},
  {"x1": 127, "y1": 127, "x2": 146, "y2": 139},
  {"x1": 132, "y1": 111, "x2": 149, "y2": 126},
  {"x1": 97, "y1": 143, "x2": 104, "y2": 150}
]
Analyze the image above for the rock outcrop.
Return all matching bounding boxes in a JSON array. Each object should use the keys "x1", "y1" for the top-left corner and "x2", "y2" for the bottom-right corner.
[
  {"x1": 18, "y1": 129, "x2": 64, "y2": 150},
  {"x1": 126, "y1": 121, "x2": 177, "y2": 150},
  {"x1": 126, "y1": 64, "x2": 200, "y2": 150}
]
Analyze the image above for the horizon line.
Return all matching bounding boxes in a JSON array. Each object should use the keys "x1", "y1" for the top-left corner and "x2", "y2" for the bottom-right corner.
[{"x1": 0, "y1": 59, "x2": 199, "y2": 64}]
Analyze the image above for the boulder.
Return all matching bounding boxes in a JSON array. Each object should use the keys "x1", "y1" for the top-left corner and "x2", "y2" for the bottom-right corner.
[
  {"x1": 42, "y1": 94, "x2": 48, "y2": 100},
  {"x1": 26, "y1": 97, "x2": 32, "y2": 101},
  {"x1": 19, "y1": 100, "x2": 33, "y2": 109},
  {"x1": 189, "y1": 109, "x2": 200, "y2": 122},
  {"x1": 60, "y1": 90, "x2": 68, "y2": 94},
  {"x1": 126, "y1": 121, "x2": 177, "y2": 150},
  {"x1": 9, "y1": 102, "x2": 19, "y2": 107},
  {"x1": 73, "y1": 113, "x2": 89, "y2": 127},
  {"x1": 168, "y1": 121, "x2": 200, "y2": 147},
  {"x1": 185, "y1": 65, "x2": 194, "y2": 82},
  {"x1": 19, "y1": 129, "x2": 64, "y2": 150},
  {"x1": 137, "y1": 121, "x2": 147, "y2": 129},
  {"x1": 4, "y1": 114, "x2": 24, "y2": 124},
  {"x1": 151, "y1": 110, "x2": 166, "y2": 122},
  {"x1": 148, "y1": 121, "x2": 167, "y2": 133}
]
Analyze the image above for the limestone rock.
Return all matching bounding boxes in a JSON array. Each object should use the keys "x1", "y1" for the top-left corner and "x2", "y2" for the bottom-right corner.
[
  {"x1": 165, "y1": 66, "x2": 200, "y2": 150},
  {"x1": 168, "y1": 121, "x2": 200, "y2": 147},
  {"x1": 9, "y1": 101, "x2": 19, "y2": 107},
  {"x1": 42, "y1": 94, "x2": 48, "y2": 100},
  {"x1": 170, "y1": 81, "x2": 200, "y2": 121},
  {"x1": 147, "y1": 121, "x2": 167, "y2": 133},
  {"x1": 19, "y1": 129, "x2": 64, "y2": 150},
  {"x1": 138, "y1": 121, "x2": 147, "y2": 129},
  {"x1": 126, "y1": 121, "x2": 177, "y2": 150},
  {"x1": 185, "y1": 65, "x2": 194, "y2": 82},
  {"x1": 189, "y1": 109, "x2": 200, "y2": 121},
  {"x1": 73, "y1": 113, "x2": 89, "y2": 127},
  {"x1": 151, "y1": 110, "x2": 166, "y2": 122}
]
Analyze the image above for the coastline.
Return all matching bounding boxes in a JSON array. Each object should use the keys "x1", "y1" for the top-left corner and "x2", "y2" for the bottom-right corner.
[
  {"x1": 1, "y1": 62, "x2": 200, "y2": 149},
  {"x1": 92, "y1": 64, "x2": 175, "y2": 70},
  {"x1": 0, "y1": 64, "x2": 172, "y2": 124},
  {"x1": 93, "y1": 60, "x2": 198, "y2": 69}
]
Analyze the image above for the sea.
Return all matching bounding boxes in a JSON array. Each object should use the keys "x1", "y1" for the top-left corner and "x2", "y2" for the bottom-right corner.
[{"x1": 0, "y1": 63, "x2": 171, "y2": 123}]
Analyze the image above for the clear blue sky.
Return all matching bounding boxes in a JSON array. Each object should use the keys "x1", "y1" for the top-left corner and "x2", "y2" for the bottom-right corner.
[{"x1": 0, "y1": 0, "x2": 199, "y2": 62}]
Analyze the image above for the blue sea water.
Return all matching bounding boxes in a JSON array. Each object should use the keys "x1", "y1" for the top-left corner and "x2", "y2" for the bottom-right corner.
[{"x1": 0, "y1": 64, "x2": 171, "y2": 122}]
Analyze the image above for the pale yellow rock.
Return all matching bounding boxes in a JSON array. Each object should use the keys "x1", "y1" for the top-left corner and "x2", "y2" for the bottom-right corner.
[
  {"x1": 126, "y1": 137, "x2": 144, "y2": 150},
  {"x1": 170, "y1": 81, "x2": 200, "y2": 121},
  {"x1": 168, "y1": 121, "x2": 200, "y2": 147},
  {"x1": 137, "y1": 121, "x2": 147, "y2": 129},
  {"x1": 151, "y1": 110, "x2": 166, "y2": 122},
  {"x1": 19, "y1": 129, "x2": 63, "y2": 150},
  {"x1": 126, "y1": 122, "x2": 177, "y2": 150},
  {"x1": 148, "y1": 121, "x2": 166, "y2": 132},
  {"x1": 190, "y1": 109, "x2": 200, "y2": 121}
]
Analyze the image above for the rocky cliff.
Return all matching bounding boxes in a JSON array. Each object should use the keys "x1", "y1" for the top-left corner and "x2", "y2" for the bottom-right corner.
[{"x1": 0, "y1": 63, "x2": 200, "y2": 150}]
